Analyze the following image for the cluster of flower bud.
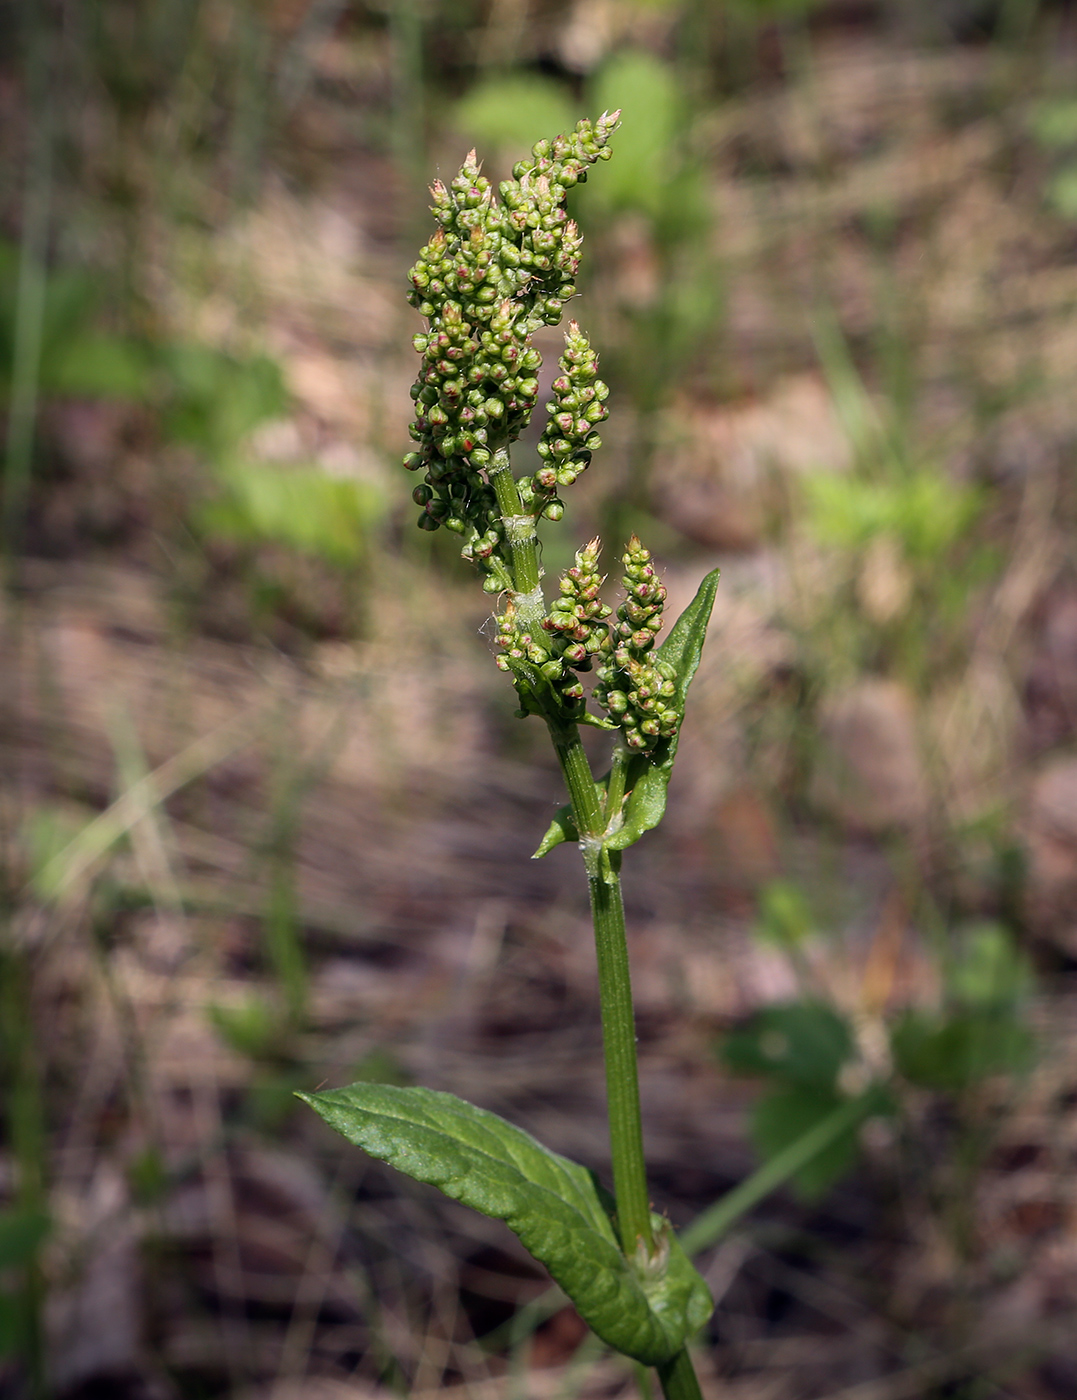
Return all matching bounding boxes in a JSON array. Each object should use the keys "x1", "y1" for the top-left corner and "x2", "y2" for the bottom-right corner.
[
  {"x1": 402, "y1": 114, "x2": 618, "y2": 587},
  {"x1": 518, "y1": 323, "x2": 609, "y2": 521},
  {"x1": 594, "y1": 539, "x2": 681, "y2": 752},
  {"x1": 495, "y1": 541, "x2": 613, "y2": 711}
]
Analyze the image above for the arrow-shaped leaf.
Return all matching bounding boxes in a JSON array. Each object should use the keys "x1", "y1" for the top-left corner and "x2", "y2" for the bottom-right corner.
[
  {"x1": 533, "y1": 801, "x2": 579, "y2": 856},
  {"x1": 607, "y1": 566, "x2": 720, "y2": 851},
  {"x1": 299, "y1": 1082, "x2": 712, "y2": 1364},
  {"x1": 532, "y1": 774, "x2": 611, "y2": 858}
]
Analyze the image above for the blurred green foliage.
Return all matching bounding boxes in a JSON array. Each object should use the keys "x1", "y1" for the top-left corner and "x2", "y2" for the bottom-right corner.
[
  {"x1": 197, "y1": 463, "x2": 385, "y2": 568},
  {"x1": 162, "y1": 342, "x2": 387, "y2": 568},
  {"x1": 0, "y1": 242, "x2": 151, "y2": 403},
  {"x1": 0, "y1": 251, "x2": 386, "y2": 574},
  {"x1": 159, "y1": 342, "x2": 288, "y2": 458},
  {"x1": 0, "y1": 1208, "x2": 50, "y2": 1361},
  {"x1": 802, "y1": 470, "x2": 981, "y2": 562},
  {"x1": 1027, "y1": 96, "x2": 1077, "y2": 219},
  {"x1": 455, "y1": 73, "x2": 576, "y2": 161},
  {"x1": 722, "y1": 911, "x2": 1035, "y2": 1199},
  {"x1": 721, "y1": 1001, "x2": 868, "y2": 1198},
  {"x1": 754, "y1": 879, "x2": 816, "y2": 950},
  {"x1": 587, "y1": 50, "x2": 708, "y2": 240}
]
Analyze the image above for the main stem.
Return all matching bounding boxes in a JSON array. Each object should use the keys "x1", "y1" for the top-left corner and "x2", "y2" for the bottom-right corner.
[
  {"x1": 495, "y1": 443, "x2": 702, "y2": 1399},
  {"x1": 549, "y1": 718, "x2": 703, "y2": 1400},
  {"x1": 546, "y1": 718, "x2": 653, "y2": 1257}
]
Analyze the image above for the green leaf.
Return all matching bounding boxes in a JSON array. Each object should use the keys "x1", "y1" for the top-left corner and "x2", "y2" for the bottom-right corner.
[
  {"x1": 588, "y1": 51, "x2": 682, "y2": 218},
  {"x1": 533, "y1": 801, "x2": 579, "y2": 857},
  {"x1": 299, "y1": 1083, "x2": 712, "y2": 1364},
  {"x1": 606, "y1": 567, "x2": 720, "y2": 851},
  {"x1": 533, "y1": 775, "x2": 613, "y2": 858},
  {"x1": 750, "y1": 1088, "x2": 862, "y2": 1199},
  {"x1": 720, "y1": 1001, "x2": 854, "y2": 1092},
  {"x1": 504, "y1": 654, "x2": 598, "y2": 730},
  {"x1": 1029, "y1": 97, "x2": 1077, "y2": 148},
  {"x1": 0, "y1": 1209, "x2": 49, "y2": 1272},
  {"x1": 890, "y1": 1008, "x2": 1035, "y2": 1092},
  {"x1": 43, "y1": 333, "x2": 151, "y2": 400},
  {"x1": 1047, "y1": 165, "x2": 1077, "y2": 220},
  {"x1": 947, "y1": 922, "x2": 1032, "y2": 1009},
  {"x1": 197, "y1": 463, "x2": 385, "y2": 566},
  {"x1": 456, "y1": 75, "x2": 576, "y2": 163},
  {"x1": 755, "y1": 880, "x2": 815, "y2": 950}
]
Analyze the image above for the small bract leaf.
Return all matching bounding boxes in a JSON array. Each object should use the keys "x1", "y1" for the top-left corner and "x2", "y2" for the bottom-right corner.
[
  {"x1": 607, "y1": 567, "x2": 720, "y2": 851},
  {"x1": 533, "y1": 802, "x2": 579, "y2": 857},
  {"x1": 533, "y1": 801, "x2": 579, "y2": 856},
  {"x1": 299, "y1": 1083, "x2": 712, "y2": 1364},
  {"x1": 533, "y1": 776, "x2": 611, "y2": 858}
]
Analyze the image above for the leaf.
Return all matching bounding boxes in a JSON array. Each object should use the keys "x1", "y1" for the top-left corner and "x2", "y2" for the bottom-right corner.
[
  {"x1": 197, "y1": 463, "x2": 385, "y2": 566},
  {"x1": 44, "y1": 333, "x2": 151, "y2": 400},
  {"x1": 503, "y1": 653, "x2": 564, "y2": 720},
  {"x1": 947, "y1": 922, "x2": 1032, "y2": 1009},
  {"x1": 720, "y1": 1001, "x2": 854, "y2": 1093},
  {"x1": 456, "y1": 75, "x2": 576, "y2": 162},
  {"x1": 890, "y1": 1008, "x2": 1035, "y2": 1093},
  {"x1": 606, "y1": 567, "x2": 720, "y2": 851},
  {"x1": 1029, "y1": 97, "x2": 1077, "y2": 148},
  {"x1": 533, "y1": 775, "x2": 612, "y2": 858},
  {"x1": 299, "y1": 1083, "x2": 712, "y2": 1364},
  {"x1": 588, "y1": 51, "x2": 682, "y2": 218},
  {"x1": 533, "y1": 801, "x2": 579, "y2": 857},
  {"x1": 755, "y1": 880, "x2": 815, "y2": 950},
  {"x1": 750, "y1": 1088, "x2": 862, "y2": 1199},
  {"x1": 0, "y1": 1209, "x2": 49, "y2": 1272}
]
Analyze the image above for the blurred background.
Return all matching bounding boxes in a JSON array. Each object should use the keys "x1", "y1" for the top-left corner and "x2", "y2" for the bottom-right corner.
[{"x1": 2, "y1": 0, "x2": 1077, "y2": 1396}]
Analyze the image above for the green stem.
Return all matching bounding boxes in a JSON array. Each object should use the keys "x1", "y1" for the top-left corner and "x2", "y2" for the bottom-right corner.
[
  {"x1": 546, "y1": 727, "x2": 706, "y2": 1400},
  {"x1": 548, "y1": 718, "x2": 603, "y2": 840},
  {"x1": 604, "y1": 743, "x2": 630, "y2": 830},
  {"x1": 487, "y1": 444, "x2": 543, "y2": 628},
  {"x1": 3, "y1": 0, "x2": 51, "y2": 578},
  {"x1": 656, "y1": 1348, "x2": 704, "y2": 1400},
  {"x1": 590, "y1": 865, "x2": 653, "y2": 1256},
  {"x1": 547, "y1": 718, "x2": 652, "y2": 1257}
]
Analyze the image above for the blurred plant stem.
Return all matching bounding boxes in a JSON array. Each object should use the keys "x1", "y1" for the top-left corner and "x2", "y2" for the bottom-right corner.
[
  {"x1": 389, "y1": 0, "x2": 428, "y2": 246},
  {"x1": 228, "y1": 0, "x2": 271, "y2": 208},
  {"x1": 0, "y1": 19, "x2": 55, "y2": 1371},
  {"x1": 0, "y1": 943, "x2": 47, "y2": 1397},
  {"x1": 3, "y1": 0, "x2": 53, "y2": 579}
]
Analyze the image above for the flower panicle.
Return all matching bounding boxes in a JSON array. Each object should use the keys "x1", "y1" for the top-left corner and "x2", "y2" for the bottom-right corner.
[
  {"x1": 518, "y1": 323, "x2": 609, "y2": 523},
  {"x1": 496, "y1": 539, "x2": 614, "y2": 712},
  {"x1": 402, "y1": 115, "x2": 618, "y2": 591},
  {"x1": 594, "y1": 538, "x2": 681, "y2": 752}
]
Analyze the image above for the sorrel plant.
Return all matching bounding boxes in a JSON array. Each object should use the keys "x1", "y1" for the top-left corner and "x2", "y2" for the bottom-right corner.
[{"x1": 300, "y1": 114, "x2": 718, "y2": 1400}]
